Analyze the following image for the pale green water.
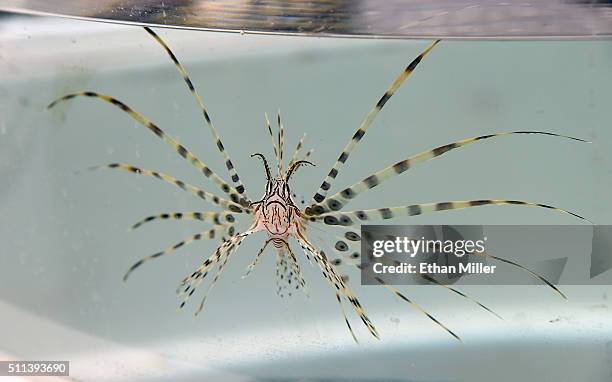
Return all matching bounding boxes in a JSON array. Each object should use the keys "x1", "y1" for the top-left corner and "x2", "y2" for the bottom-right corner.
[{"x1": 1, "y1": 15, "x2": 611, "y2": 382}]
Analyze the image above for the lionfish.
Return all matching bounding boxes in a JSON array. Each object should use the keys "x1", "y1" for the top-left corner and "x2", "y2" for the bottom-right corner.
[{"x1": 48, "y1": 27, "x2": 589, "y2": 342}]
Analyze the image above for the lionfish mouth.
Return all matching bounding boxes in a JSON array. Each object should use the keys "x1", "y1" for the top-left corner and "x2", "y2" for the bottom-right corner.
[{"x1": 265, "y1": 223, "x2": 290, "y2": 237}]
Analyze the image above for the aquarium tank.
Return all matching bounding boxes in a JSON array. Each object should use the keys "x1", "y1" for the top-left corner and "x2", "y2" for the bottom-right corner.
[{"x1": 0, "y1": 1, "x2": 611, "y2": 381}]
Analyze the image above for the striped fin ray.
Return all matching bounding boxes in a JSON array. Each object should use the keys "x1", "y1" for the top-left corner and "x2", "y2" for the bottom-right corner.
[
  {"x1": 374, "y1": 277, "x2": 461, "y2": 341},
  {"x1": 275, "y1": 249, "x2": 290, "y2": 298},
  {"x1": 275, "y1": 245, "x2": 308, "y2": 298},
  {"x1": 243, "y1": 238, "x2": 272, "y2": 278},
  {"x1": 143, "y1": 27, "x2": 248, "y2": 198},
  {"x1": 310, "y1": 40, "x2": 440, "y2": 205},
  {"x1": 336, "y1": 290, "x2": 359, "y2": 344},
  {"x1": 178, "y1": 238, "x2": 231, "y2": 307},
  {"x1": 302, "y1": 219, "x2": 501, "y2": 318},
  {"x1": 418, "y1": 273, "x2": 503, "y2": 319},
  {"x1": 300, "y1": 148, "x2": 314, "y2": 162},
  {"x1": 314, "y1": 199, "x2": 591, "y2": 226},
  {"x1": 178, "y1": 229, "x2": 254, "y2": 309},
  {"x1": 47, "y1": 91, "x2": 246, "y2": 206},
  {"x1": 277, "y1": 111, "x2": 285, "y2": 176},
  {"x1": 301, "y1": 149, "x2": 314, "y2": 162},
  {"x1": 472, "y1": 252, "x2": 567, "y2": 299},
  {"x1": 264, "y1": 113, "x2": 279, "y2": 172},
  {"x1": 194, "y1": 235, "x2": 245, "y2": 316},
  {"x1": 300, "y1": 247, "x2": 314, "y2": 265},
  {"x1": 295, "y1": 229, "x2": 380, "y2": 341},
  {"x1": 314, "y1": 219, "x2": 563, "y2": 303},
  {"x1": 287, "y1": 133, "x2": 306, "y2": 169},
  {"x1": 123, "y1": 225, "x2": 228, "y2": 282},
  {"x1": 285, "y1": 243, "x2": 308, "y2": 294},
  {"x1": 299, "y1": 218, "x2": 363, "y2": 265},
  {"x1": 89, "y1": 163, "x2": 246, "y2": 213},
  {"x1": 297, "y1": 243, "x2": 358, "y2": 342},
  {"x1": 130, "y1": 211, "x2": 237, "y2": 230},
  {"x1": 306, "y1": 131, "x2": 589, "y2": 215}
]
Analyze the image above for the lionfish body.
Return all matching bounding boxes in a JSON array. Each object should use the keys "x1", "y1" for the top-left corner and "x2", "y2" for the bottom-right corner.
[
  {"x1": 253, "y1": 172, "x2": 300, "y2": 246},
  {"x1": 48, "y1": 27, "x2": 591, "y2": 342}
]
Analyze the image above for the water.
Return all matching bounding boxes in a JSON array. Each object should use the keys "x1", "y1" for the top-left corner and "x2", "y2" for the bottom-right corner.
[{"x1": 1, "y1": 15, "x2": 612, "y2": 381}]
